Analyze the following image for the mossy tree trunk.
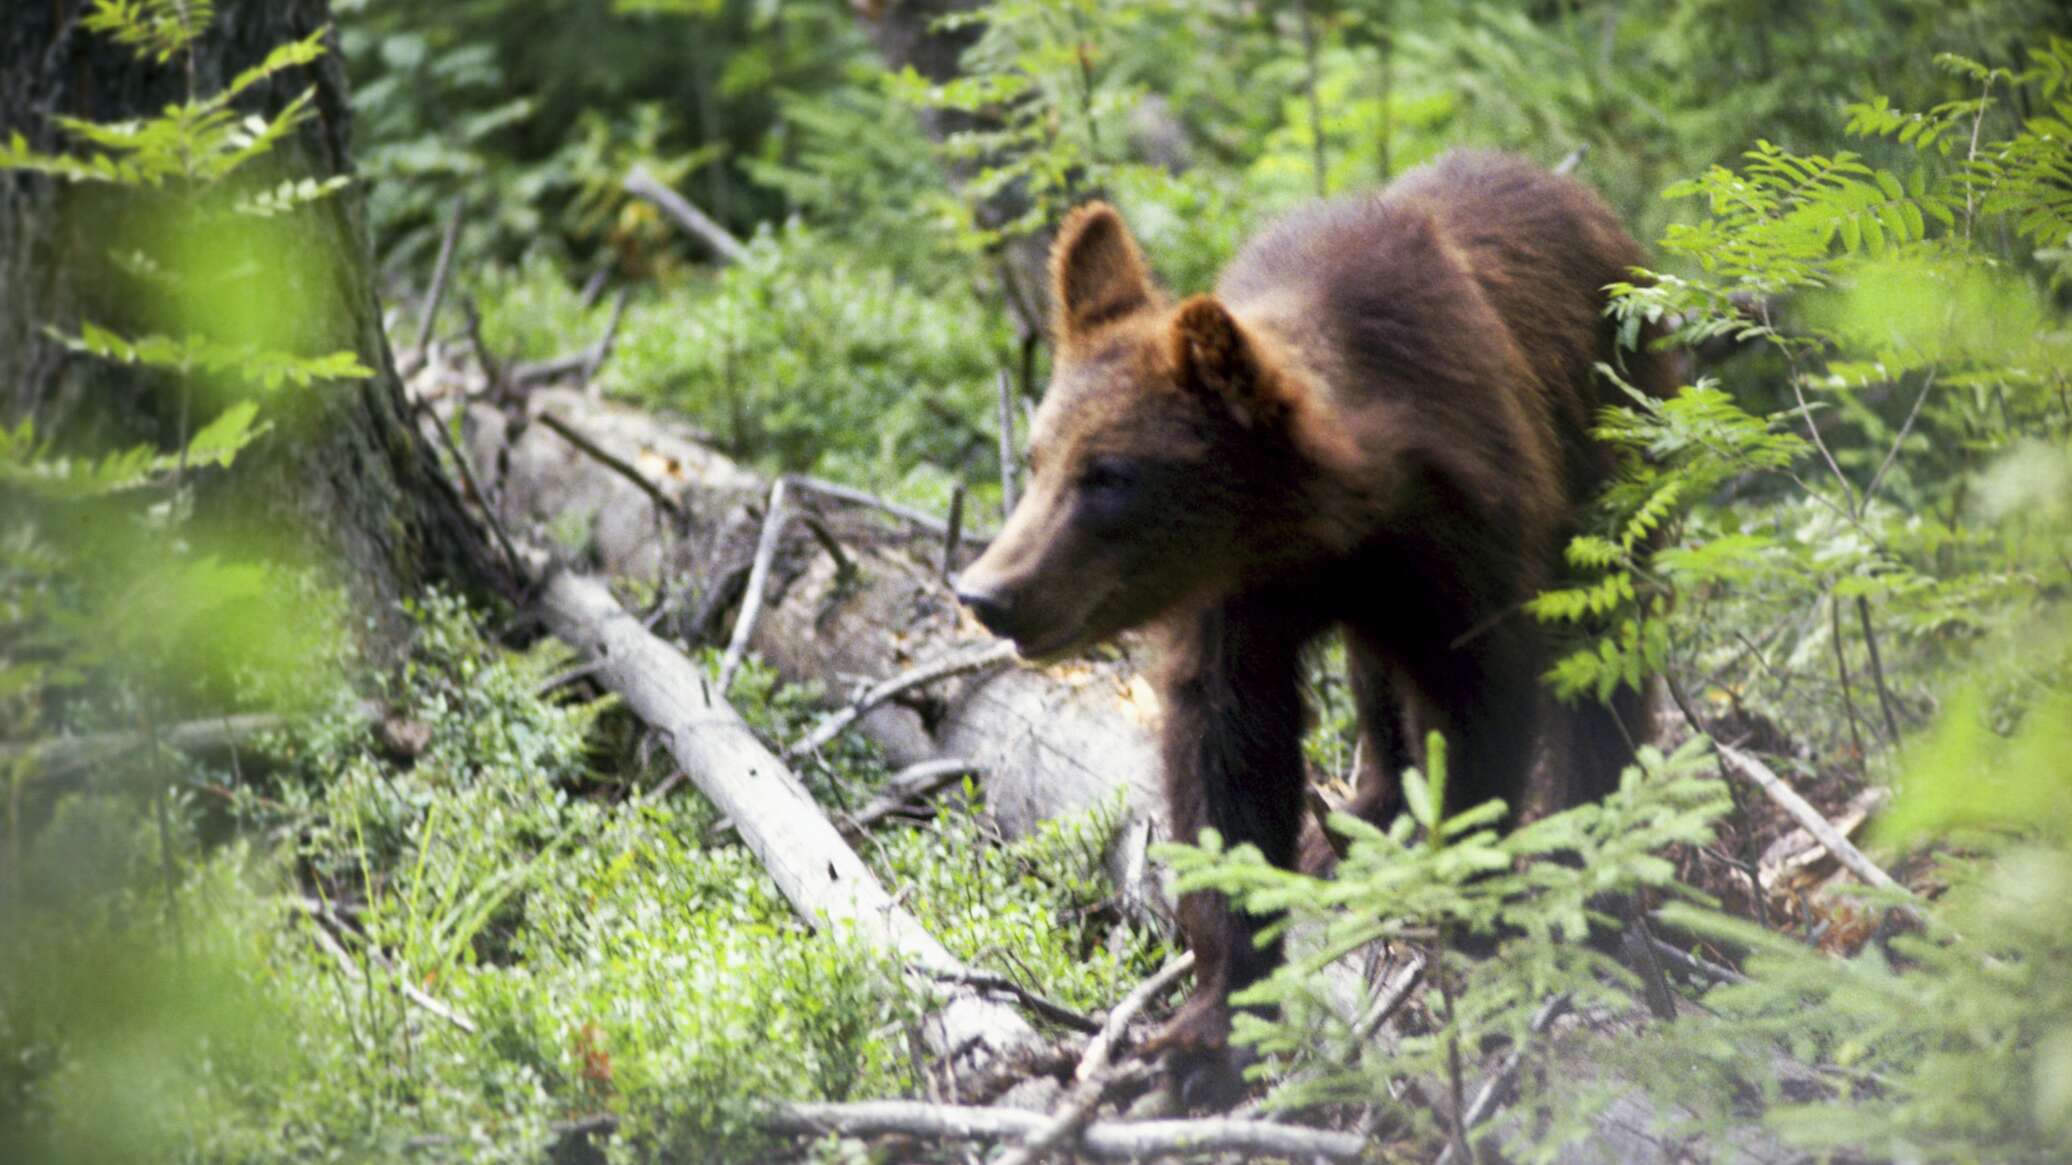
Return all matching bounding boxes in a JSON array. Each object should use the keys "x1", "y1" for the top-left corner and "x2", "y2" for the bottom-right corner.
[{"x1": 0, "y1": 0, "x2": 502, "y2": 651}]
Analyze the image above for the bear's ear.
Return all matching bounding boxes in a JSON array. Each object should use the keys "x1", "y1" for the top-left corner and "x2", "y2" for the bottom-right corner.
[
  {"x1": 1050, "y1": 202, "x2": 1158, "y2": 343},
  {"x1": 1169, "y1": 295, "x2": 1284, "y2": 429}
]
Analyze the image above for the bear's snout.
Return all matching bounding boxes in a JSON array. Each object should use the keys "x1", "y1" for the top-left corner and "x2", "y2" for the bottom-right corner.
[{"x1": 952, "y1": 582, "x2": 1016, "y2": 639}]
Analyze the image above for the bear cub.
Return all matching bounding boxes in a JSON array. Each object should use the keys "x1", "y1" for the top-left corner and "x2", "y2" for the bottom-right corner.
[{"x1": 955, "y1": 150, "x2": 1675, "y2": 1103}]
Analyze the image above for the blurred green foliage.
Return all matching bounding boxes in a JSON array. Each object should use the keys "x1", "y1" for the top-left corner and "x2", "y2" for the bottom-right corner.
[{"x1": 4, "y1": 591, "x2": 1161, "y2": 1162}]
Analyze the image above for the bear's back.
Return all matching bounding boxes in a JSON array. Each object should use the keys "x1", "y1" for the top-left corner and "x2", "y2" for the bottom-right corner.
[{"x1": 1219, "y1": 150, "x2": 1669, "y2": 508}]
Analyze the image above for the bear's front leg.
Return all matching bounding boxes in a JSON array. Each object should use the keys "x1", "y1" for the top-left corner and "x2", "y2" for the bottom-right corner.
[{"x1": 1143, "y1": 593, "x2": 1313, "y2": 1107}]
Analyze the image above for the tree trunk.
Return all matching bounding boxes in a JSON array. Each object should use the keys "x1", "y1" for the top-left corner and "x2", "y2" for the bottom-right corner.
[
  {"x1": 0, "y1": 1, "x2": 501, "y2": 650},
  {"x1": 850, "y1": 0, "x2": 1055, "y2": 341}
]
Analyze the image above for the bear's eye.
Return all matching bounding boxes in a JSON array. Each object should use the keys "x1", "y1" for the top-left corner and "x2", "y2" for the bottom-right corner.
[{"x1": 1077, "y1": 458, "x2": 1139, "y2": 495}]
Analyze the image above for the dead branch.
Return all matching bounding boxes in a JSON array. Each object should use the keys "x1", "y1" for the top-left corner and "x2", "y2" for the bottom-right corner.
[
  {"x1": 993, "y1": 953, "x2": 1197, "y2": 1165},
  {"x1": 3, "y1": 703, "x2": 379, "y2": 785},
  {"x1": 786, "y1": 642, "x2": 1018, "y2": 760},
  {"x1": 399, "y1": 193, "x2": 465, "y2": 376},
  {"x1": 996, "y1": 369, "x2": 1019, "y2": 517},
  {"x1": 842, "y1": 758, "x2": 981, "y2": 836},
  {"x1": 764, "y1": 1099, "x2": 1366, "y2": 1162},
  {"x1": 1433, "y1": 994, "x2": 1572, "y2": 1165},
  {"x1": 414, "y1": 394, "x2": 524, "y2": 585},
  {"x1": 624, "y1": 165, "x2": 751, "y2": 265},
  {"x1": 918, "y1": 965, "x2": 1101, "y2": 1035},
  {"x1": 287, "y1": 897, "x2": 478, "y2": 1035},
  {"x1": 510, "y1": 285, "x2": 635, "y2": 392},
  {"x1": 1714, "y1": 741, "x2": 1917, "y2": 911},
  {"x1": 943, "y1": 481, "x2": 966, "y2": 578},
  {"x1": 580, "y1": 285, "x2": 633, "y2": 398},
  {"x1": 535, "y1": 567, "x2": 1037, "y2": 1067},
  {"x1": 787, "y1": 473, "x2": 997, "y2": 542},
  {"x1": 718, "y1": 477, "x2": 790, "y2": 693},
  {"x1": 1645, "y1": 934, "x2": 1748, "y2": 987},
  {"x1": 535, "y1": 411, "x2": 683, "y2": 520}
]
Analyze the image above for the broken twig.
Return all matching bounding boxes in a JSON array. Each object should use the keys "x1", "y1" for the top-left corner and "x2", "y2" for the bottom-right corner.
[
  {"x1": 785, "y1": 641, "x2": 1018, "y2": 760},
  {"x1": 842, "y1": 758, "x2": 981, "y2": 836},
  {"x1": 764, "y1": 1099, "x2": 1364, "y2": 1162},
  {"x1": 535, "y1": 411, "x2": 683, "y2": 519},
  {"x1": 992, "y1": 952, "x2": 1197, "y2": 1165},
  {"x1": 624, "y1": 165, "x2": 751, "y2": 265},
  {"x1": 997, "y1": 369, "x2": 1019, "y2": 517},
  {"x1": 401, "y1": 193, "x2": 465, "y2": 375},
  {"x1": 718, "y1": 478, "x2": 790, "y2": 692}
]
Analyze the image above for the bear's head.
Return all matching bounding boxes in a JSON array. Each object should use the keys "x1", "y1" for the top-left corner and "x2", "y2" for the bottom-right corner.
[{"x1": 955, "y1": 202, "x2": 1340, "y2": 658}]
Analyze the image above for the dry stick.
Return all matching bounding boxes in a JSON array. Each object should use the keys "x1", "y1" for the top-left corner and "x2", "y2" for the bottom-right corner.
[
  {"x1": 1645, "y1": 933, "x2": 1748, "y2": 987},
  {"x1": 1553, "y1": 143, "x2": 1590, "y2": 176},
  {"x1": 2, "y1": 704, "x2": 376, "y2": 784},
  {"x1": 786, "y1": 642, "x2": 1019, "y2": 761},
  {"x1": 1352, "y1": 950, "x2": 1428, "y2": 1042},
  {"x1": 623, "y1": 165, "x2": 751, "y2": 265},
  {"x1": 534, "y1": 411, "x2": 684, "y2": 519},
  {"x1": 996, "y1": 369, "x2": 1019, "y2": 517},
  {"x1": 1666, "y1": 677, "x2": 1917, "y2": 912},
  {"x1": 992, "y1": 953, "x2": 1198, "y2": 1165},
  {"x1": 787, "y1": 473, "x2": 998, "y2": 543},
  {"x1": 1432, "y1": 994, "x2": 1573, "y2": 1165},
  {"x1": 1715, "y1": 741, "x2": 1918, "y2": 908},
  {"x1": 765, "y1": 1100, "x2": 1365, "y2": 1163},
  {"x1": 842, "y1": 758, "x2": 982, "y2": 836},
  {"x1": 717, "y1": 477, "x2": 790, "y2": 693},
  {"x1": 918, "y1": 965, "x2": 1102, "y2": 1035},
  {"x1": 1861, "y1": 369, "x2": 1937, "y2": 510},
  {"x1": 1856, "y1": 594, "x2": 1904, "y2": 744},
  {"x1": 535, "y1": 567, "x2": 1039, "y2": 1065},
  {"x1": 288, "y1": 898, "x2": 478, "y2": 1035},
  {"x1": 797, "y1": 514, "x2": 855, "y2": 582},
  {"x1": 415, "y1": 395, "x2": 524, "y2": 583},
  {"x1": 402, "y1": 193, "x2": 466, "y2": 375},
  {"x1": 1828, "y1": 595, "x2": 1869, "y2": 756},
  {"x1": 942, "y1": 482, "x2": 966, "y2": 579},
  {"x1": 580, "y1": 285, "x2": 633, "y2": 397}
]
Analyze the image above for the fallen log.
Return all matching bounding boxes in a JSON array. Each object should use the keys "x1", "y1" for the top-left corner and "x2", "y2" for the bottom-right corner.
[
  {"x1": 535, "y1": 565, "x2": 1039, "y2": 1070},
  {"x1": 460, "y1": 387, "x2": 1168, "y2": 903},
  {"x1": 764, "y1": 1099, "x2": 1368, "y2": 1162},
  {"x1": 4, "y1": 702, "x2": 380, "y2": 786}
]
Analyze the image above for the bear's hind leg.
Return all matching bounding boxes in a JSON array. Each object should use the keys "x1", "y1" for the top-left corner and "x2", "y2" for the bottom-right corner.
[{"x1": 1301, "y1": 634, "x2": 1413, "y2": 871}]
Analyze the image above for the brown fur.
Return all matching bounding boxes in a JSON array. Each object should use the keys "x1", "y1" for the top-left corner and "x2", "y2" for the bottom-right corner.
[{"x1": 955, "y1": 151, "x2": 1677, "y2": 1103}]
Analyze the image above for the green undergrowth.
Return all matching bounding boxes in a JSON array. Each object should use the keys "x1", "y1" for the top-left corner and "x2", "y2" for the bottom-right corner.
[{"x1": 1, "y1": 591, "x2": 1160, "y2": 1164}]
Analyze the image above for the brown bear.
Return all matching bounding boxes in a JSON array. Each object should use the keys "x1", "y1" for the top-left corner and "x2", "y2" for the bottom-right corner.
[{"x1": 954, "y1": 149, "x2": 1676, "y2": 1102}]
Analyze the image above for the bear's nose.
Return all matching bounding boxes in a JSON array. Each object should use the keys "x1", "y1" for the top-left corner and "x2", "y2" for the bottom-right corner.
[{"x1": 954, "y1": 584, "x2": 1015, "y2": 637}]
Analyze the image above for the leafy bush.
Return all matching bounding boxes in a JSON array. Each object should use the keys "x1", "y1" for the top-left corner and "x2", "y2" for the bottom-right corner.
[{"x1": 604, "y1": 224, "x2": 1011, "y2": 496}]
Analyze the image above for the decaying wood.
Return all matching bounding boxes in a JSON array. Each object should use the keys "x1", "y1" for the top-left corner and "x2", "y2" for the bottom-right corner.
[
  {"x1": 288, "y1": 896, "x2": 478, "y2": 1035},
  {"x1": 764, "y1": 1099, "x2": 1368, "y2": 1162},
  {"x1": 535, "y1": 566, "x2": 1038, "y2": 1068},
  {"x1": 993, "y1": 953, "x2": 1196, "y2": 1165},
  {"x1": 786, "y1": 641, "x2": 1017, "y2": 760},
  {"x1": 1715, "y1": 743, "x2": 1913, "y2": 907},
  {"x1": 842, "y1": 757, "x2": 981, "y2": 836},
  {"x1": 397, "y1": 194, "x2": 465, "y2": 379},
  {"x1": 718, "y1": 477, "x2": 789, "y2": 693},
  {"x1": 457, "y1": 386, "x2": 1164, "y2": 890},
  {"x1": 4, "y1": 703, "x2": 379, "y2": 785},
  {"x1": 624, "y1": 165, "x2": 752, "y2": 265}
]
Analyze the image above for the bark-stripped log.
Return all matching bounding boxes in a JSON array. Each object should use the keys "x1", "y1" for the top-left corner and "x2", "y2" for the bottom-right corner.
[
  {"x1": 535, "y1": 566, "x2": 1038, "y2": 1070},
  {"x1": 460, "y1": 387, "x2": 1168, "y2": 910}
]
